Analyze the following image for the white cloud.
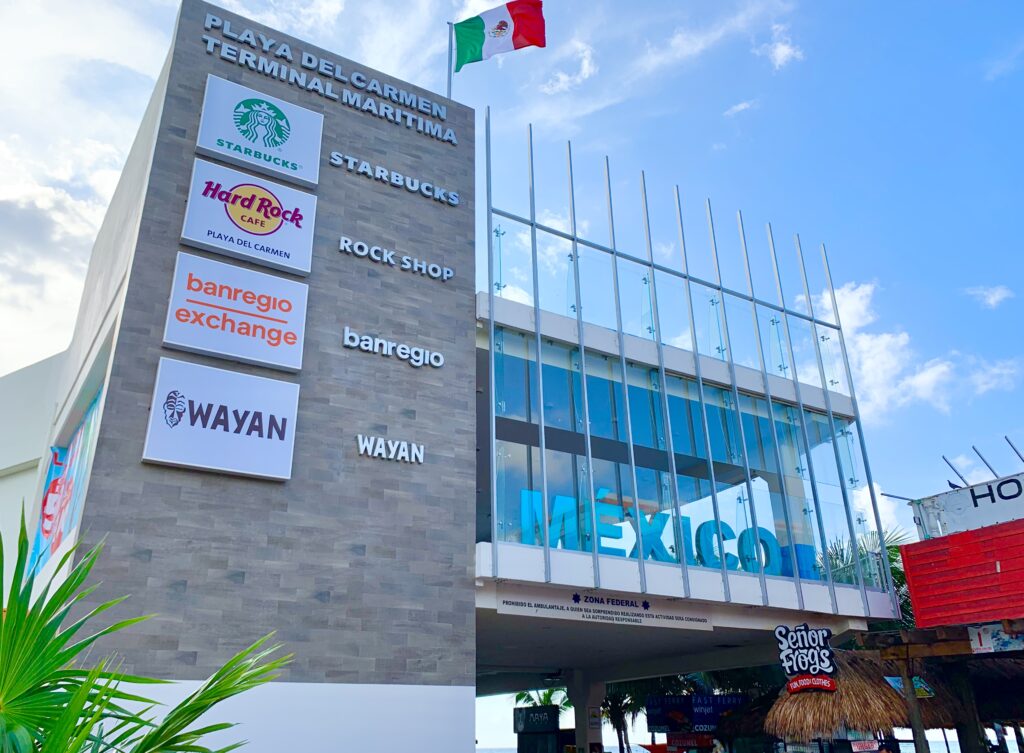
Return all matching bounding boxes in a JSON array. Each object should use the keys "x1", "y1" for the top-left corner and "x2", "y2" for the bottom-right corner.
[
  {"x1": 540, "y1": 41, "x2": 598, "y2": 95},
  {"x1": 723, "y1": 99, "x2": 757, "y2": 117},
  {"x1": 985, "y1": 37, "x2": 1024, "y2": 81},
  {"x1": 965, "y1": 284, "x2": 1014, "y2": 309},
  {"x1": 968, "y1": 358, "x2": 1020, "y2": 395},
  {"x1": 754, "y1": 23, "x2": 804, "y2": 71},
  {"x1": 634, "y1": 2, "x2": 782, "y2": 76},
  {"x1": 949, "y1": 454, "x2": 994, "y2": 486},
  {"x1": 833, "y1": 282, "x2": 956, "y2": 421}
]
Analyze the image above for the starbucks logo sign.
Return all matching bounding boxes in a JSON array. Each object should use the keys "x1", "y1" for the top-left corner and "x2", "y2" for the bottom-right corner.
[{"x1": 233, "y1": 98, "x2": 291, "y2": 148}]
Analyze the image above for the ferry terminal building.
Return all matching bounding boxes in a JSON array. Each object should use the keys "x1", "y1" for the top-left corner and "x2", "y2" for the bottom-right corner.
[{"x1": 0, "y1": 1, "x2": 898, "y2": 750}]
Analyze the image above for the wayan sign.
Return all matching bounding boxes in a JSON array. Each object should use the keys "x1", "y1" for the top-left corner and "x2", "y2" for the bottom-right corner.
[
  {"x1": 356, "y1": 435, "x2": 425, "y2": 464},
  {"x1": 142, "y1": 357, "x2": 300, "y2": 481},
  {"x1": 339, "y1": 236, "x2": 454, "y2": 282},
  {"x1": 196, "y1": 74, "x2": 323, "y2": 187},
  {"x1": 775, "y1": 623, "x2": 837, "y2": 694},
  {"x1": 182, "y1": 159, "x2": 317, "y2": 275},
  {"x1": 163, "y1": 253, "x2": 308, "y2": 372},
  {"x1": 201, "y1": 14, "x2": 458, "y2": 147}
]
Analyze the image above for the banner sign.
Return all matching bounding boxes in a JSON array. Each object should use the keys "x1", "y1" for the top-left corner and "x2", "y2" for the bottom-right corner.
[
  {"x1": 142, "y1": 357, "x2": 300, "y2": 480},
  {"x1": 182, "y1": 159, "x2": 316, "y2": 275},
  {"x1": 969, "y1": 623, "x2": 1024, "y2": 654},
  {"x1": 163, "y1": 253, "x2": 308, "y2": 372},
  {"x1": 196, "y1": 75, "x2": 323, "y2": 187},
  {"x1": 775, "y1": 623, "x2": 837, "y2": 694},
  {"x1": 496, "y1": 583, "x2": 712, "y2": 632},
  {"x1": 646, "y1": 695, "x2": 745, "y2": 734},
  {"x1": 883, "y1": 676, "x2": 934, "y2": 698},
  {"x1": 29, "y1": 393, "x2": 103, "y2": 573},
  {"x1": 924, "y1": 472, "x2": 1024, "y2": 535}
]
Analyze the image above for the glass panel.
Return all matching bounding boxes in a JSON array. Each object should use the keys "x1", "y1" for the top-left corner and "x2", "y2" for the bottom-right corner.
[
  {"x1": 803, "y1": 409, "x2": 858, "y2": 587},
  {"x1": 676, "y1": 474, "x2": 726, "y2": 571},
  {"x1": 711, "y1": 205, "x2": 748, "y2": 296},
  {"x1": 541, "y1": 340, "x2": 583, "y2": 433},
  {"x1": 626, "y1": 363, "x2": 665, "y2": 450},
  {"x1": 655, "y1": 270, "x2": 692, "y2": 351},
  {"x1": 609, "y1": 169, "x2": 647, "y2": 262},
  {"x1": 544, "y1": 448, "x2": 593, "y2": 553},
  {"x1": 533, "y1": 137, "x2": 570, "y2": 233},
  {"x1": 666, "y1": 374, "x2": 705, "y2": 460},
  {"x1": 787, "y1": 316, "x2": 822, "y2": 390},
  {"x1": 536, "y1": 229, "x2": 575, "y2": 318},
  {"x1": 723, "y1": 294, "x2": 760, "y2": 371},
  {"x1": 816, "y1": 324, "x2": 850, "y2": 396},
  {"x1": 835, "y1": 417, "x2": 886, "y2": 588},
  {"x1": 571, "y1": 153, "x2": 610, "y2": 246},
  {"x1": 757, "y1": 304, "x2": 792, "y2": 380},
  {"x1": 691, "y1": 282, "x2": 728, "y2": 361},
  {"x1": 491, "y1": 129, "x2": 530, "y2": 220},
  {"x1": 496, "y1": 440, "x2": 541, "y2": 545},
  {"x1": 617, "y1": 256, "x2": 657, "y2": 340},
  {"x1": 593, "y1": 457, "x2": 636, "y2": 558},
  {"x1": 702, "y1": 385, "x2": 760, "y2": 574},
  {"x1": 577, "y1": 245, "x2": 617, "y2": 332},
  {"x1": 774, "y1": 232, "x2": 810, "y2": 316},
  {"x1": 584, "y1": 350, "x2": 626, "y2": 442},
  {"x1": 680, "y1": 197, "x2": 717, "y2": 284},
  {"x1": 491, "y1": 217, "x2": 535, "y2": 306},
  {"x1": 494, "y1": 327, "x2": 538, "y2": 423},
  {"x1": 739, "y1": 394, "x2": 794, "y2": 578},
  {"x1": 645, "y1": 173, "x2": 682, "y2": 273},
  {"x1": 773, "y1": 402, "x2": 826, "y2": 581},
  {"x1": 635, "y1": 465, "x2": 680, "y2": 563}
]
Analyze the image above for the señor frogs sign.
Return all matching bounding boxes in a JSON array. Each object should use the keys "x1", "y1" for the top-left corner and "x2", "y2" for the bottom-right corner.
[{"x1": 775, "y1": 623, "x2": 837, "y2": 693}]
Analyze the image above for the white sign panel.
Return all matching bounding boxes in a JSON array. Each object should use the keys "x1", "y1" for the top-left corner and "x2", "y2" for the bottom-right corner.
[
  {"x1": 142, "y1": 358, "x2": 299, "y2": 481},
  {"x1": 969, "y1": 623, "x2": 1024, "y2": 654},
  {"x1": 163, "y1": 253, "x2": 308, "y2": 372},
  {"x1": 196, "y1": 74, "x2": 322, "y2": 187},
  {"x1": 496, "y1": 584, "x2": 713, "y2": 631},
  {"x1": 928, "y1": 472, "x2": 1024, "y2": 535},
  {"x1": 182, "y1": 159, "x2": 316, "y2": 275}
]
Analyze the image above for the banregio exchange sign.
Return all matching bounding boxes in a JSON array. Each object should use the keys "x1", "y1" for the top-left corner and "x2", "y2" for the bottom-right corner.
[
  {"x1": 142, "y1": 357, "x2": 300, "y2": 481},
  {"x1": 163, "y1": 253, "x2": 308, "y2": 372},
  {"x1": 182, "y1": 159, "x2": 316, "y2": 275},
  {"x1": 196, "y1": 74, "x2": 323, "y2": 187}
]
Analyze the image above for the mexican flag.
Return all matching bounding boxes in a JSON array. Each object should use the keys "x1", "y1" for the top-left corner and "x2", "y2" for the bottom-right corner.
[{"x1": 453, "y1": 0, "x2": 546, "y2": 72}]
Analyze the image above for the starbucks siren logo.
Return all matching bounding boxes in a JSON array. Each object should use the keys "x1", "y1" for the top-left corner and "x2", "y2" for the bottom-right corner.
[{"x1": 233, "y1": 98, "x2": 291, "y2": 149}]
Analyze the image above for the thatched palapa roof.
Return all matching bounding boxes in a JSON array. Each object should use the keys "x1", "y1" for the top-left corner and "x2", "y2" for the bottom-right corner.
[{"x1": 764, "y1": 650, "x2": 963, "y2": 742}]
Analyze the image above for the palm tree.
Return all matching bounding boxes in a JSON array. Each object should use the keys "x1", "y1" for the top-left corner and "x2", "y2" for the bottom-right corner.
[
  {"x1": 0, "y1": 515, "x2": 290, "y2": 753},
  {"x1": 514, "y1": 687, "x2": 573, "y2": 714}
]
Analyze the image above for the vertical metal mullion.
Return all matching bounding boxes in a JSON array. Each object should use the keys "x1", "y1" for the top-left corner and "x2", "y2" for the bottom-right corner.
[
  {"x1": 639, "y1": 172, "x2": 689, "y2": 596},
  {"x1": 605, "y1": 159, "x2": 654, "y2": 594},
  {"x1": 566, "y1": 141, "x2": 601, "y2": 588},
  {"x1": 485, "y1": 107, "x2": 500, "y2": 579},
  {"x1": 527, "y1": 125, "x2": 552, "y2": 582},
  {"x1": 820, "y1": 242, "x2": 900, "y2": 616},
  {"x1": 676, "y1": 187, "x2": 731, "y2": 601},
  {"x1": 767, "y1": 223, "x2": 838, "y2": 614},
  {"x1": 737, "y1": 210, "x2": 804, "y2": 610},
  {"x1": 794, "y1": 235, "x2": 870, "y2": 616},
  {"x1": 705, "y1": 200, "x2": 767, "y2": 605}
]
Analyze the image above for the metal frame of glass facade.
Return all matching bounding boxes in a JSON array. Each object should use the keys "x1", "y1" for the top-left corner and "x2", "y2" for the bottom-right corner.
[{"x1": 482, "y1": 108, "x2": 898, "y2": 617}]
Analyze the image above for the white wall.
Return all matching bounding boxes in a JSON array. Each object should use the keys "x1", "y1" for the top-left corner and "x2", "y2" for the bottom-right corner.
[{"x1": 0, "y1": 352, "x2": 64, "y2": 588}]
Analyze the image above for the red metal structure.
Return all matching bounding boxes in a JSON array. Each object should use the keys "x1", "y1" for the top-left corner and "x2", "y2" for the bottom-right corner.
[{"x1": 901, "y1": 518, "x2": 1024, "y2": 628}]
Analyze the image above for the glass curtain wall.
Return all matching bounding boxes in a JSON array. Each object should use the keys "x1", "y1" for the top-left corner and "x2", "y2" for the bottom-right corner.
[{"x1": 483, "y1": 118, "x2": 889, "y2": 605}]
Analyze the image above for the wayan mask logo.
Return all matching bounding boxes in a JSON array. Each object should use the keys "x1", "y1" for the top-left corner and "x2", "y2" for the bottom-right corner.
[
  {"x1": 163, "y1": 390, "x2": 186, "y2": 427},
  {"x1": 233, "y1": 98, "x2": 291, "y2": 148}
]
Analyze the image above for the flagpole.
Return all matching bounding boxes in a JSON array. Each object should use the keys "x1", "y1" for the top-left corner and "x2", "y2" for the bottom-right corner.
[{"x1": 446, "y1": 22, "x2": 454, "y2": 99}]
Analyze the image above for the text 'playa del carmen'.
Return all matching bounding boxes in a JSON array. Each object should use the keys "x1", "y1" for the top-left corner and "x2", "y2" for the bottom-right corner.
[{"x1": 201, "y1": 14, "x2": 459, "y2": 146}]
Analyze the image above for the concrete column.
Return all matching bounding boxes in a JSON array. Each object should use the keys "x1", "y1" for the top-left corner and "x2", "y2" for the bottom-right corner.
[{"x1": 566, "y1": 670, "x2": 606, "y2": 752}]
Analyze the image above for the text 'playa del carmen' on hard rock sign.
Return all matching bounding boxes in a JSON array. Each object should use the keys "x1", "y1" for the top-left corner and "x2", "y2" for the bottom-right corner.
[{"x1": 200, "y1": 14, "x2": 459, "y2": 147}]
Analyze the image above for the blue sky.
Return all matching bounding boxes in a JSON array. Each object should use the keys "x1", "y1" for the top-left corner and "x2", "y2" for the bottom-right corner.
[{"x1": 1, "y1": 0, "x2": 1022, "y2": 747}]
